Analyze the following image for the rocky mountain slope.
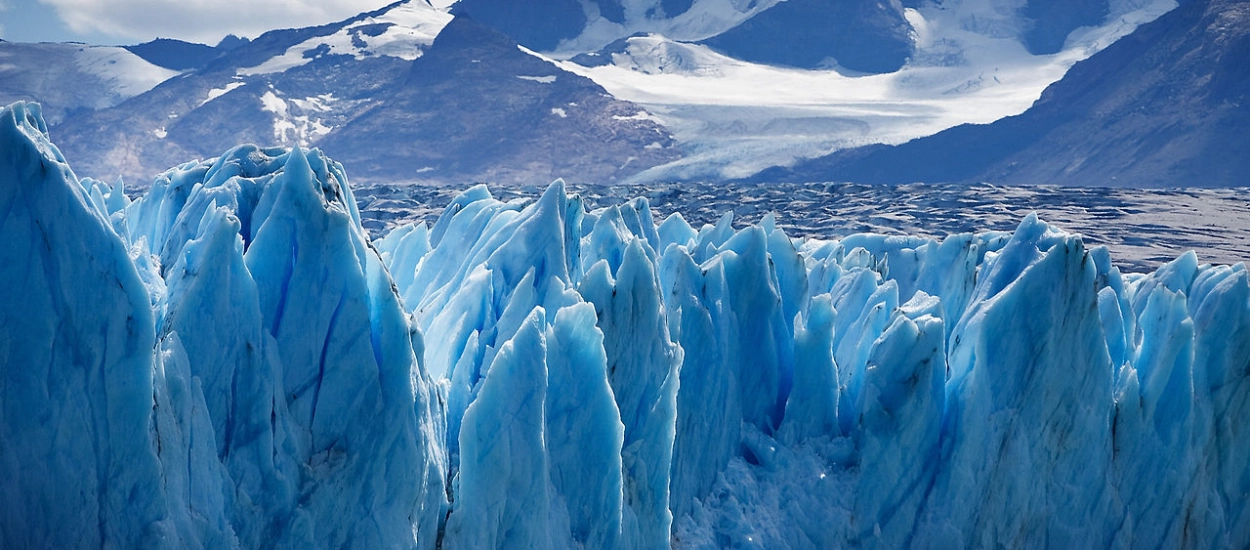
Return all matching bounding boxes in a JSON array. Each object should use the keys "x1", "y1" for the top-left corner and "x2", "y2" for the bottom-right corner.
[
  {"x1": 45, "y1": 1, "x2": 678, "y2": 187},
  {"x1": 318, "y1": 16, "x2": 677, "y2": 185}
]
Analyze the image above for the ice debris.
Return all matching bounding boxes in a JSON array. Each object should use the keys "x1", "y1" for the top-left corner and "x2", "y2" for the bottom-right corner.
[{"x1": 3, "y1": 100, "x2": 1250, "y2": 548}]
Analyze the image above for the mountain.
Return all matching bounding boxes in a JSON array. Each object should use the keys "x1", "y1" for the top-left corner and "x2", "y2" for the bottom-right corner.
[
  {"x1": 448, "y1": 0, "x2": 591, "y2": 51},
  {"x1": 0, "y1": 40, "x2": 177, "y2": 124},
  {"x1": 453, "y1": 0, "x2": 920, "y2": 73},
  {"x1": 753, "y1": 0, "x2": 1250, "y2": 187},
  {"x1": 552, "y1": 0, "x2": 1177, "y2": 183},
  {"x1": 451, "y1": 0, "x2": 914, "y2": 64},
  {"x1": 0, "y1": 0, "x2": 1192, "y2": 186},
  {"x1": 453, "y1": 0, "x2": 1118, "y2": 73},
  {"x1": 123, "y1": 36, "x2": 249, "y2": 71},
  {"x1": 46, "y1": 1, "x2": 678, "y2": 186},
  {"x1": 318, "y1": 16, "x2": 678, "y2": 185},
  {"x1": 699, "y1": 0, "x2": 915, "y2": 73},
  {"x1": 451, "y1": 0, "x2": 778, "y2": 54},
  {"x1": 123, "y1": 38, "x2": 220, "y2": 71},
  {"x1": 7, "y1": 100, "x2": 1250, "y2": 548},
  {"x1": 1021, "y1": 0, "x2": 1111, "y2": 54}
]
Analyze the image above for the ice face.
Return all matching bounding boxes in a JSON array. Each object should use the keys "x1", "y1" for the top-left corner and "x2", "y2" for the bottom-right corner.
[
  {"x1": 0, "y1": 100, "x2": 180, "y2": 548},
  {"x1": 1, "y1": 102, "x2": 445, "y2": 549},
  {"x1": 5, "y1": 100, "x2": 1250, "y2": 548}
]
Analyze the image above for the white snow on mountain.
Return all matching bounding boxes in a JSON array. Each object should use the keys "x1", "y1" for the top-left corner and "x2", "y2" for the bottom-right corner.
[
  {"x1": 560, "y1": 0, "x2": 1178, "y2": 181},
  {"x1": 200, "y1": 80, "x2": 246, "y2": 107},
  {"x1": 259, "y1": 88, "x2": 334, "y2": 145},
  {"x1": 73, "y1": 45, "x2": 181, "y2": 97},
  {"x1": 0, "y1": 43, "x2": 177, "y2": 124},
  {"x1": 238, "y1": 1, "x2": 453, "y2": 76}
]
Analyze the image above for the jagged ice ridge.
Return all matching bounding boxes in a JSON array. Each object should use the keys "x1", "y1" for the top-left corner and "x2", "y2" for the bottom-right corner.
[{"x1": 3, "y1": 101, "x2": 1250, "y2": 548}]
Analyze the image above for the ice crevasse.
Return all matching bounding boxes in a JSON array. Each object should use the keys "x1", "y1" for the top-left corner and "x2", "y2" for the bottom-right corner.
[{"x1": 3, "y1": 100, "x2": 1250, "y2": 548}]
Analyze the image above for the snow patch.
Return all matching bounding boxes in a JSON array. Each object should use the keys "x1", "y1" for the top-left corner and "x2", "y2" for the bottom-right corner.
[
  {"x1": 259, "y1": 90, "x2": 287, "y2": 118},
  {"x1": 612, "y1": 110, "x2": 663, "y2": 123},
  {"x1": 518, "y1": 75, "x2": 557, "y2": 83},
  {"x1": 238, "y1": 2, "x2": 452, "y2": 76},
  {"x1": 237, "y1": 48, "x2": 312, "y2": 76},
  {"x1": 551, "y1": 107, "x2": 567, "y2": 118},
  {"x1": 74, "y1": 46, "x2": 179, "y2": 98},
  {"x1": 260, "y1": 90, "x2": 334, "y2": 146},
  {"x1": 290, "y1": 93, "x2": 337, "y2": 112},
  {"x1": 200, "y1": 81, "x2": 245, "y2": 107}
]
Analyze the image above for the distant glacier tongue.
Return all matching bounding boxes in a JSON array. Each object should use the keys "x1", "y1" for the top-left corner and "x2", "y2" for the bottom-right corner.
[{"x1": 3, "y1": 100, "x2": 1250, "y2": 549}]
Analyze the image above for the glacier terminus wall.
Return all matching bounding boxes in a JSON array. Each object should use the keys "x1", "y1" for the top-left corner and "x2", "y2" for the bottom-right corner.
[{"x1": 3, "y1": 101, "x2": 1250, "y2": 548}]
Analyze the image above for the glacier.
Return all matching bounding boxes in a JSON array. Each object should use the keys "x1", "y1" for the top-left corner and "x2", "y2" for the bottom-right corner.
[{"x1": 2, "y1": 99, "x2": 1250, "y2": 549}]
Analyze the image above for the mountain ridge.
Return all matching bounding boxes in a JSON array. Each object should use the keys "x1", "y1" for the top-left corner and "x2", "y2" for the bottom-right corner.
[
  {"x1": 43, "y1": 2, "x2": 679, "y2": 187},
  {"x1": 1, "y1": 0, "x2": 1217, "y2": 187}
]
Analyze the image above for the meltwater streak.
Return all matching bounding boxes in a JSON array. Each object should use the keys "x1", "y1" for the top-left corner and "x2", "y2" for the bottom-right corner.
[{"x1": 355, "y1": 181, "x2": 1250, "y2": 273}]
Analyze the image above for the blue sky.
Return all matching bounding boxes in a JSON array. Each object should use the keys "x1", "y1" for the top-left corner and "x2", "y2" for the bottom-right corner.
[{"x1": 0, "y1": 0, "x2": 396, "y2": 45}]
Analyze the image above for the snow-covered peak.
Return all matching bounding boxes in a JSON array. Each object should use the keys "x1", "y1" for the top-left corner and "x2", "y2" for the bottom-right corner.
[{"x1": 239, "y1": 0, "x2": 453, "y2": 75}]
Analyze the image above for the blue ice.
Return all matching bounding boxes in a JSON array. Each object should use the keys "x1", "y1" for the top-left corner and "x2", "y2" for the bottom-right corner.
[{"x1": 4, "y1": 100, "x2": 1250, "y2": 548}]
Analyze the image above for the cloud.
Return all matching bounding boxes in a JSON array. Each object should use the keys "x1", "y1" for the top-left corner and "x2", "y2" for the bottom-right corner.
[{"x1": 38, "y1": 0, "x2": 395, "y2": 45}]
